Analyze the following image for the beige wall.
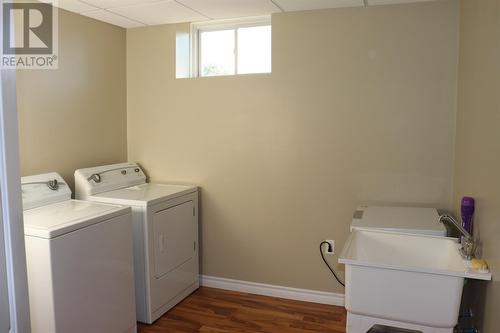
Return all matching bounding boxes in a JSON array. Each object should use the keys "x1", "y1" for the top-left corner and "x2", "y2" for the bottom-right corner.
[
  {"x1": 17, "y1": 9, "x2": 127, "y2": 190},
  {"x1": 454, "y1": 0, "x2": 500, "y2": 330},
  {"x1": 127, "y1": 1, "x2": 459, "y2": 293}
]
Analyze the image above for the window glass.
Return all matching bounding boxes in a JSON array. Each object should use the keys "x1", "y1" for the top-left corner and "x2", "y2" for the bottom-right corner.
[
  {"x1": 200, "y1": 29, "x2": 235, "y2": 77},
  {"x1": 237, "y1": 25, "x2": 271, "y2": 74}
]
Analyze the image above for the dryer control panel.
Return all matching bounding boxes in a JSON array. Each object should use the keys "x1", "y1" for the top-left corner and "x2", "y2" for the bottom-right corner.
[{"x1": 74, "y1": 162, "x2": 147, "y2": 198}]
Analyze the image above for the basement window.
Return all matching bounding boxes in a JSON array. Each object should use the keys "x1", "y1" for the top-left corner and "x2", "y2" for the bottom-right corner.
[{"x1": 190, "y1": 16, "x2": 272, "y2": 77}]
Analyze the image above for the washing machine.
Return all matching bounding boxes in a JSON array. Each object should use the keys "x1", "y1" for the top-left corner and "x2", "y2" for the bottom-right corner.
[
  {"x1": 74, "y1": 162, "x2": 199, "y2": 324},
  {"x1": 22, "y1": 172, "x2": 136, "y2": 333},
  {"x1": 345, "y1": 205, "x2": 449, "y2": 333}
]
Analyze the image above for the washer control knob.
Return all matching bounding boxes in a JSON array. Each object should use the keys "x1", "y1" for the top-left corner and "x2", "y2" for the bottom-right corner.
[{"x1": 47, "y1": 179, "x2": 59, "y2": 191}]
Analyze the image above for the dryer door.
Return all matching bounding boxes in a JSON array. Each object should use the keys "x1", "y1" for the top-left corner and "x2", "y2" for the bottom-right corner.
[{"x1": 153, "y1": 200, "x2": 196, "y2": 278}]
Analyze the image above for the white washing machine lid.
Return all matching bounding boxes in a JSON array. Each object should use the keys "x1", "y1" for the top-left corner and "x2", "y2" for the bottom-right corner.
[
  {"x1": 89, "y1": 183, "x2": 197, "y2": 207},
  {"x1": 350, "y1": 206, "x2": 447, "y2": 237},
  {"x1": 23, "y1": 200, "x2": 130, "y2": 239}
]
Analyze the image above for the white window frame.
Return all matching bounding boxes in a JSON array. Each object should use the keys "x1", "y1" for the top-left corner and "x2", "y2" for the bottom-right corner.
[{"x1": 191, "y1": 16, "x2": 271, "y2": 78}]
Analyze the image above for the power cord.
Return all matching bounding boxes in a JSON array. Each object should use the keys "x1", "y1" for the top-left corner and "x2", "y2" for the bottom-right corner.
[{"x1": 319, "y1": 241, "x2": 345, "y2": 287}]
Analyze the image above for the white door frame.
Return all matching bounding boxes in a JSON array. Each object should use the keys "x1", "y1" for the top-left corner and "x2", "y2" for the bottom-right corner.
[
  {"x1": 0, "y1": 70, "x2": 31, "y2": 333},
  {"x1": 0, "y1": 185, "x2": 11, "y2": 332}
]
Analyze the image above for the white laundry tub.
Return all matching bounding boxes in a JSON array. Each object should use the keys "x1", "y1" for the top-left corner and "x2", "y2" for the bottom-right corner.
[{"x1": 339, "y1": 229, "x2": 491, "y2": 333}]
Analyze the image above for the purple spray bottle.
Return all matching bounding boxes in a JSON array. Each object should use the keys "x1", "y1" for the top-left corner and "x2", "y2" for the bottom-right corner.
[{"x1": 461, "y1": 196, "x2": 475, "y2": 235}]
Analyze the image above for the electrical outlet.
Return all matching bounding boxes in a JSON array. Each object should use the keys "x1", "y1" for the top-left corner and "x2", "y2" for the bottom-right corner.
[{"x1": 324, "y1": 240, "x2": 335, "y2": 255}]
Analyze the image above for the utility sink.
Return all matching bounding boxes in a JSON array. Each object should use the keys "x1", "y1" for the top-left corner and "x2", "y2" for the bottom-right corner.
[{"x1": 339, "y1": 229, "x2": 491, "y2": 333}]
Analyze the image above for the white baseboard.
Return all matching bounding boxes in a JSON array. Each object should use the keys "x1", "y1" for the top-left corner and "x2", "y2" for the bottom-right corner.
[{"x1": 200, "y1": 275, "x2": 344, "y2": 306}]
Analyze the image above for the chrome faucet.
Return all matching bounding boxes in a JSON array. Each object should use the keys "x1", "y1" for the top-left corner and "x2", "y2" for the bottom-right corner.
[{"x1": 438, "y1": 214, "x2": 475, "y2": 260}]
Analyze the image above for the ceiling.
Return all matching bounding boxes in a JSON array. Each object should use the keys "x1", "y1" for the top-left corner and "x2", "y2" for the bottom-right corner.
[{"x1": 42, "y1": 0, "x2": 437, "y2": 29}]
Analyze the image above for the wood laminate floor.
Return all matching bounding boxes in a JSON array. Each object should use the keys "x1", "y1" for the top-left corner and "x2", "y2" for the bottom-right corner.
[{"x1": 138, "y1": 287, "x2": 347, "y2": 333}]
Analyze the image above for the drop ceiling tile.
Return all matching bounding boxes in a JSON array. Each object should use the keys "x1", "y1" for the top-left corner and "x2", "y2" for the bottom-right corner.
[
  {"x1": 177, "y1": 0, "x2": 281, "y2": 19},
  {"x1": 367, "y1": 0, "x2": 434, "y2": 5},
  {"x1": 273, "y1": 0, "x2": 364, "y2": 11},
  {"x1": 81, "y1": 0, "x2": 159, "y2": 9},
  {"x1": 39, "y1": 0, "x2": 98, "y2": 13},
  {"x1": 109, "y1": 1, "x2": 207, "y2": 25},
  {"x1": 81, "y1": 9, "x2": 145, "y2": 28}
]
